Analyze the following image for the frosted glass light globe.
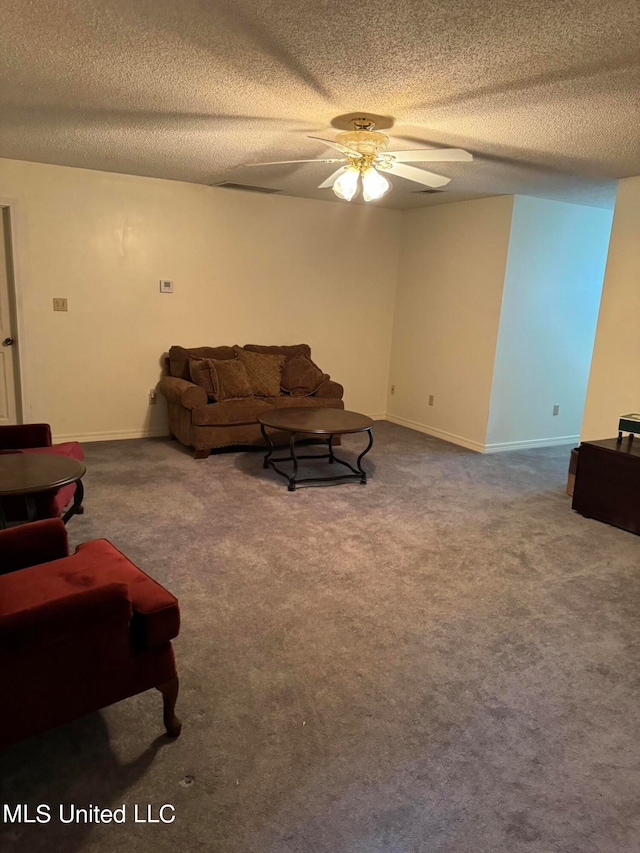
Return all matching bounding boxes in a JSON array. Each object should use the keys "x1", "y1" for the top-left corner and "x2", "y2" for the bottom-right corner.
[
  {"x1": 333, "y1": 167, "x2": 360, "y2": 201},
  {"x1": 361, "y1": 167, "x2": 390, "y2": 202}
]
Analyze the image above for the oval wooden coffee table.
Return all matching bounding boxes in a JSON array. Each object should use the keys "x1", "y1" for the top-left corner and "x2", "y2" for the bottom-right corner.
[
  {"x1": 0, "y1": 453, "x2": 86, "y2": 528},
  {"x1": 258, "y1": 408, "x2": 374, "y2": 491}
]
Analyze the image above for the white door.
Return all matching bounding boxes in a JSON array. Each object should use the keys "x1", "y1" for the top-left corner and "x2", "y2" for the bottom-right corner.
[{"x1": 0, "y1": 209, "x2": 19, "y2": 425}]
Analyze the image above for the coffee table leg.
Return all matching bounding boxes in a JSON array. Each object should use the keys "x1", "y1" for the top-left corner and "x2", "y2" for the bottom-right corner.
[
  {"x1": 288, "y1": 432, "x2": 298, "y2": 491},
  {"x1": 356, "y1": 428, "x2": 374, "y2": 484},
  {"x1": 261, "y1": 423, "x2": 274, "y2": 469},
  {"x1": 62, "y1": 479, "x2": 84, "y2": 524},
  {"x1": 327, "y1": 435, "x2": 335, "y2": 464},
  {"x1": 26, "y1": 495, "x2": 37, "y2": 522}
]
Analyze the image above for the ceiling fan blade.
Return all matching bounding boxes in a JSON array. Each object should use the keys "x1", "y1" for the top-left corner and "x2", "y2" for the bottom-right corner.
[
  {"x1": 386, "y1": 163, "x2": 451, "y2": 188},
  {"x1": 244, "y1": 157, "x2": 346, "y2": 166},
  {"x1": 309, "y1": 136, "x2": 362, "y2": 157},
  {"x1": 385, "y1": 148, "x2": 473, "y2": 163},
  {"x1": 318, "y1": 166, "x2": 348, "y2": 189}
]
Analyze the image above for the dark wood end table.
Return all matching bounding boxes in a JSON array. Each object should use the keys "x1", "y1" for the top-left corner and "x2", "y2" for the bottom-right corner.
[
  {"x1": 572, "y1": 437, "x2": 640, "y2": 535},
  {"x1": 258, "y1": 408, "x2": 374, "y2": 491},
  {"x1": 0, "y1": 453, "x2": 86, "y2": 529}
]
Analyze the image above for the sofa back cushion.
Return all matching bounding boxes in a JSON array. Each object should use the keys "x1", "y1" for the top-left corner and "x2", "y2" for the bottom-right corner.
[
  {"x1": 243, "y1": 344, "x2": 311, "y2": 361},
  {"x1": 235, "y1": 349, "x2": 285, "y2": 397},
  {"x1": 169, "y1": 345, "x2": 237, "y2": 380},
  {"x1": 281, "y1": 353, "x2": 329, "y2": 397}
]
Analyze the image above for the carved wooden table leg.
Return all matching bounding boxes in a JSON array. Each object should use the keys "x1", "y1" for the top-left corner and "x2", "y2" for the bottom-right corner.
[
  {"x1": 63, "y1": 479, "x2": 84, "y2": 523},
  {"x1": 157, "y1": 675, "x2": 182, "y2": 737}
]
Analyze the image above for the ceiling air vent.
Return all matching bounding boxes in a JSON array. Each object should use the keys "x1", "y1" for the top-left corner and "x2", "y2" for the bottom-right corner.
[{"x1": 210, "y1": 181, "x2": 280, "y2": 194}]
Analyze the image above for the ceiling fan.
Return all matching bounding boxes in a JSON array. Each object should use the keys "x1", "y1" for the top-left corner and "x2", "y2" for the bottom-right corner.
[{"x1": 244, "y1": 117, "x2": 473, "y2": 202}]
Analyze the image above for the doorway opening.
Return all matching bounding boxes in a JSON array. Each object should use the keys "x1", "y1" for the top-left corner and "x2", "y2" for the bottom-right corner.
[{"x1": 0, "y1": 206, "x2": 22, "y2": 425}]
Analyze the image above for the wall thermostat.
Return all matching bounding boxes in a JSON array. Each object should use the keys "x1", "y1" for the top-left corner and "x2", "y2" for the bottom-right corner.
[{"x1": 159, "y1": 279, "x2": 174, "y2": 293}]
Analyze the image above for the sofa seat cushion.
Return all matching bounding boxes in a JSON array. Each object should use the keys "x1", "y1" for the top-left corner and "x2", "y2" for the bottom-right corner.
[{"x1": 193, "y1": 398, "x2": 274, "y2": 426}]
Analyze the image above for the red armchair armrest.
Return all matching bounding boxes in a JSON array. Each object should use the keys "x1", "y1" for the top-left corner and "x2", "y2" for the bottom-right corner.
[
  {"x1": 0, "y1": 519, "x2": 70, "y2": 574},
  {"x1": 0, "y1": 532, "x2": 181, "y2": 744},
  {"x1": 0, "y1": 424, "x2": 52, "y2": 449},
  {"x1": 0, "y1": 578, "x2": 132, "y2": 653},
  {"x1": 73, "y1": 539, "x2": 180, "y2": 648}
]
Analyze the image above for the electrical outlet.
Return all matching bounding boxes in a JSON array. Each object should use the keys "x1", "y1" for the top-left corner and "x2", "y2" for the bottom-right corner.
[
  {"x1": 553, "y1": 404, "x2": 559, "y2": 416},
  {"x1": 390, "y1": 385, "x2": 395, "y2": 395},
  {"x1": 428, "y1": 395, "x2": 434, "y2": 406},
  {"x1": 159, "y1": 279, "x2": 174, "y2": 293},
  {"x1": 149, "y1": 389, "x2": 157, "y2": 405},
  {"x1": 53, "y1": 297, "x2": 68, "y2": 312}
]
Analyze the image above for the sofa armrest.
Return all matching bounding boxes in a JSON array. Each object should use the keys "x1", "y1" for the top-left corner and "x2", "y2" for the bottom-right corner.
[
  {"x1": 0, "y1": 519, "x2": 70, "y2": 575},
  {"x1": 0, "y1": 577, "x2": 132, "y2": 653},
  {"x1": 314, "y1": 379, "x2": 344, "y2": 399},
  {"x1": 159, "y1": 376, "x2": 207, "y2": 410},
  {"x1": 0, "y1": 423, "x2": 52, "y2": 449}
]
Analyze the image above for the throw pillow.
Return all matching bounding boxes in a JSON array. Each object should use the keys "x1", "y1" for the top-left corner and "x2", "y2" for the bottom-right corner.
[
  {"x1": 207, "y1": 358, "x2": 254, "y2": 402},
  {"x1": 189, "y1": 357, "x2": 216, "y2": 399},
  {"x1": 236, "y1": 349, "x2": 285, "y2": 397},
  {"x1": 281, "y1": 353, "x2": 329, "y2": 397}
]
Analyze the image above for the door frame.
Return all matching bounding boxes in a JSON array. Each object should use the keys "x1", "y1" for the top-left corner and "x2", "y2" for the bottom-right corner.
[{"x1": 0, "y1": 198, "x2": 27, "y2": 423}]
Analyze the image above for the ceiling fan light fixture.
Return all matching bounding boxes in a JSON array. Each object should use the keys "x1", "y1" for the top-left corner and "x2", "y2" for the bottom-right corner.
[
  {"x1": 244, "y1": 116, "x2": 472, "y2": 201},
  {"x1": 332, "y1": 166, "x2": 359, "y2": 201},
  {"x1": 361, "y1": 166, "x2": 390, "y2": 202}
]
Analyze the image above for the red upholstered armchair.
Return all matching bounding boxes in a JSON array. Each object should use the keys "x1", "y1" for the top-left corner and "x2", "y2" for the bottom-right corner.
[
  {"x1": 0, "y1": 423, "x2": 84, "y2": 523},
  {"x1": 0, "y1": 519, "x2": 181, "y2": 748}
]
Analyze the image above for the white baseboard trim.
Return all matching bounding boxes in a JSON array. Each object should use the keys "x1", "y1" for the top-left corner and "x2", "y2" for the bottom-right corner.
[
  {"x1": 55, "y1": 428, "x2": 169, "y2": 443},
  {"x1": 367, "y1": 412, "x2": 388, "y2": 421},
  {"x1": 384, "y1": 414, "x2": 485, "y2": 453},
  {"x1": 384, "y1": 415, "x2": 578, "y2": 454},
  {"x1": 483, "y1": 435, "x2": 579, "y2": 453},
  {"x1": 56, "y1": 422, "x2": 578, "y2": 452}
]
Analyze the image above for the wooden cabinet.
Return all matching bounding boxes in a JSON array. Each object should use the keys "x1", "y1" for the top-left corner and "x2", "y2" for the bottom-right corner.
[{"x1": 572, "y1": 438, "x2": 640, "y2": 535}]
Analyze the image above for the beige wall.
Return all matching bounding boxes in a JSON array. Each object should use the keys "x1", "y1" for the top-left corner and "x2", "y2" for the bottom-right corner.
[
  {"x1": 386, "y1": 196, "x2": 514, "y2": 450},
  {"x1": 581, "y1": 176, "x2": 640, "y2": 441},
  {"x1": 0, "y1": 158, "x2": 400, "y2": 441},
  {"x1": 3, "y1": 152, "x2": 622, "y2": 451}
]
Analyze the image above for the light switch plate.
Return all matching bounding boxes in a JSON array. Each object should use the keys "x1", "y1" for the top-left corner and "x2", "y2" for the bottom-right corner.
[
  {"x1": 159, "y1": 280, "x2": 174, "y2": 293},
  {"x1": 53, "y1": 298, "x2": 68, "y2": 312}
]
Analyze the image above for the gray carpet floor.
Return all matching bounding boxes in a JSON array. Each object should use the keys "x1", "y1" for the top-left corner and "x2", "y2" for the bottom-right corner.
[{"x1": 1, "y1": 422, "x2": 639, "y2": 853}]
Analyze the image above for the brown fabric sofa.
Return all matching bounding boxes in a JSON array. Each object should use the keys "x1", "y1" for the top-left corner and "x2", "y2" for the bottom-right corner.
[{"x1": 159, "y1": 344, "x2": 344, "y2": 458}]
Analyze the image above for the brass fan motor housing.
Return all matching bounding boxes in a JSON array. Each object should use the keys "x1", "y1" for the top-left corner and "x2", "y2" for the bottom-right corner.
[{"x1": 336, "y1": 120, "x2": 389, "y2": 158}]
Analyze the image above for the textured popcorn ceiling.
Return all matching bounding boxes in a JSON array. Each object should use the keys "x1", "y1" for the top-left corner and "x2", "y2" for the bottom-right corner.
[{"x1": 0, "y1": 0, "x2": 638, "y2": 209}]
